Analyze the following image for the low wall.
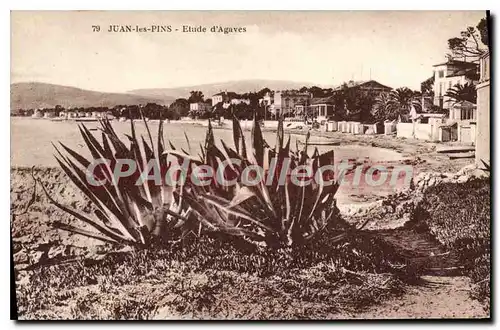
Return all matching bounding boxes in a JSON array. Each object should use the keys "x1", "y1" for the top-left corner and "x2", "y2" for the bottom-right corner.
[
  {"x1": 476, "y1": 80, "x2": 490, "y2": 165},
  {"x1": 263, "y1": 120, "x2": 306, "y2": 129},
  {"x1": 384, "y1": 122, "x2": 397, "y2": 135},
  {"x1": 173, "y1": 119, "x2": 261, "y2": 130},
  {"x1": 397, "y1": 122, "x2": 435, "y2": 140}
]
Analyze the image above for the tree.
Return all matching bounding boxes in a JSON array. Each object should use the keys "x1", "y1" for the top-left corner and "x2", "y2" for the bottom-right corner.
[
  {"x1": 329, "y1": 83, "x2": 376, "y2": 122},
  {"x1": 372, "y1": 88, "x2": 420, "y2": 121},
  {"x1": 54, "y1": 104, "x2": 64, "y2": 116},
  {"x1": 142, "y1": 103, "x2": 165, "y2": 119},
  {"x1": 188, "y1": 91, "x2": 204, "y2": 103},
  {"x1": 169, "y1": 98, "x2": 190, "y2": 118},
  {"x1": 372, "y1": 92, "x2": 393, "y2": 121},
  {"x1": 445, "y1": 82, "x2": 477, "y2": 105},
  {"x1": 447, "y1": 18, "x2": 489, "y2": 61},
  {"x1": 240, "y1": 92, "x2": 260, "y2": 108},
  {"x1": 309, "y1": 86, "x2": 325, "y2": 97},
  {"x1": 420, "y1": 76, "x2": 435, "y2": 97},
  {"x1": 123, "y1": 105, "x2": 141, "y2": 119},
  {"x1": 477, "y1": 17, "x2": 489, "y2": 48},
  {"x1": 232, "y1": 103, "x2": 253, "y2": 120},
  {"x1": 212, "y1": 102, "x2": 226, "y2": 119},
  {"x1": 389, "y1": 88, "x2": 419, "y2": 115},
  {"x1": 257, "y1": 87, "x2": 271, "y2": 98},
  {"x1": 343, "y1": 90, "x2": 376, "y2": 122}
]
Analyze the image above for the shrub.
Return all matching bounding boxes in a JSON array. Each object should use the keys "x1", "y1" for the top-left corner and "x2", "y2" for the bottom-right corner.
[
  {"x1": 36, "y1": 117, "x2": 196, "y2": 247},
  {"x1": 414, "y1": 178, "x2": 490, "y2": 310},
  {"x1": 38, "y1": 114, "x2": 360, "y2": 250},
  {"x1": 183, "y1": 116, "x2": 358, "y2": 248}
]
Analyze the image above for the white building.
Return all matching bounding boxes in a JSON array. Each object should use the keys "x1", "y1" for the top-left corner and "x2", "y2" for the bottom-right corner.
[
  {"x1": 432, "y1": 60, "x2": 479, "y2": 110},
  {"x1": 476, "y1": 52, "x2": 490, "y2": 165},
  {"x1": 272, "y1": 91, "x2": 312, "y2": 117},
  {"x1": 230, "y1": 98, "x2": 250, "y2": 105},
  {"x1": 212, "y1": 92, "x2": 250, "y2": 107},
  {"x1": 31, "y1": 109, "x2": 43, "y2": 118},
  {"x1": 43, "y1": 110, "x2": 56, "y2": 118},
  {"x1": 259, "y1": 92, "x2": 273, "y2": 107},
  {"x1": 212, "y1": 93, "x2": 224, "y2": 106},
  {"x1": 190, "y1": 102, "x2": 211, "y2": 112}
]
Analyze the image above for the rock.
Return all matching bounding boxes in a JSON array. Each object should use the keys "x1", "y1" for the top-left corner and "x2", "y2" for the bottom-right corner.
[
  {"x1": 456, "y1": 175, "x2": 470, "y2": 184},
  {"x1": 470, "y1": 169, "x2": 490, "y2": 180},
  {"x1": 457, "y1": 164, "x2": 477, "y2": 177}
]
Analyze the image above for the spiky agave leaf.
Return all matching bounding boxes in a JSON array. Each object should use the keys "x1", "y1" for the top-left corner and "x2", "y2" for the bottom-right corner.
[
  {"x1": 480, "y1": 159, "x2": 491, "y2": 172},
  {"x1": 41, "y1": 118, "x2": 193, "y2": 247},
  {"x1": 189, "y1": 115, "x2": 350, "y2": 248}
]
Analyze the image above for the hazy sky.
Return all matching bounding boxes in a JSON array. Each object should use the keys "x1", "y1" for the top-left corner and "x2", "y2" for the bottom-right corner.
[{"x1": 11, "y1": 11, "x2": 487, "y2": 93}]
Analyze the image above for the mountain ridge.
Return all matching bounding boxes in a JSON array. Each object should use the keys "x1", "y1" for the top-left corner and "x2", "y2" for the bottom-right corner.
[
  {"x1": 11, "y1": 79, "x2": 327, "y2": 110},
  {"x1": 10, "y1": 82, "x2": 174, "y2": 110},
  {"x1": 128, "y1": 79, "x2": 325, "y2": 99}
]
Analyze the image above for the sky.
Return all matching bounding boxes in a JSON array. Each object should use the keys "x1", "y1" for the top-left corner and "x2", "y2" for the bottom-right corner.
[{"x1": 11, "y1": 10, "x2": 487, "y2": 93}]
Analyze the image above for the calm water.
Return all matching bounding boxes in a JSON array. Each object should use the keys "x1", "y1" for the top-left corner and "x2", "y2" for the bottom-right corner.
[
  {"x1": 11, "y1": 117, "x2": 404, "y2": 167},
  {"x1": 11, "y1": 118, "x2": 408, "y2": 204}
]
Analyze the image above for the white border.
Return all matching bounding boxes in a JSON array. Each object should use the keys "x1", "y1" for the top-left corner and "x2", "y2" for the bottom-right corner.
[{"x1": 3, "y1": 1, "x2": 498, "y2": 328}]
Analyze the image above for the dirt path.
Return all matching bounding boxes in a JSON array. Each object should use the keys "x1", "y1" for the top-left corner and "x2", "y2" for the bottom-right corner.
[{"x1": 341, "y1": 276, "x2": 488, "y2": 319}]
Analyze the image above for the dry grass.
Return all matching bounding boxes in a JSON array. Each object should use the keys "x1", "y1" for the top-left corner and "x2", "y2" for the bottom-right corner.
[{"x1": 15, "y1": 233, "x2": 407, "y2": 320}]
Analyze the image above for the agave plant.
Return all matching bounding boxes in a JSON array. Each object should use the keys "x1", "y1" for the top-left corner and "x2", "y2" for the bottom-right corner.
[
  {"x1": 480, "y1": 159, "x2": 491, "y2": 173},
  {"x1": 181, "y1": 115, "x2": 355, "y2": 248},
  {"x1": 38, "y1": 117, "x2": 195, "y2": 247}
]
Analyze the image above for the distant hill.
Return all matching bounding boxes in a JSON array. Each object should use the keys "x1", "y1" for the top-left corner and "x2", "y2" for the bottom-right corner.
[
  {"x1": 11, "y1": 82, "x2": 174, "y2": 110},
  {"x1": 129, "y1": 79, "x2": 323, "y2": 99}
]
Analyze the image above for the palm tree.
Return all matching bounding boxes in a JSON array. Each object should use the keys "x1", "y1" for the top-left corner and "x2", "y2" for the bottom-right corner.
[
  {"x1": 445, "y1": 82, "x2": 477, "y2": 105},
  {"x1": 388, "y1": 87, "x2": 421, "y2": 121},
  {"x1": 372, "y1": 92, "x2": 393, "y2": 121},
  {"x1": 372, "y1": 88, "x2": 420, "y2": 121}
]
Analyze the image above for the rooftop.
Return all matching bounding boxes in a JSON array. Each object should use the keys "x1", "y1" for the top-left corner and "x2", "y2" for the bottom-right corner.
[
  {"x1": 445, "y1": 67, "x2": 480, "y2": 80},
  {"x1": 432, "y1": 59, "x2": 479, "y2": 68},
  {"x1": 277, "y1": 91, "x2": 311, "y2": 97},
  {"x1": 452, "y1": 100, "x2": 477, "y2": 108},
  {"x1": 311, "y1": 96, "x2": 335, "y2": 105},
  {"x1": 212, "y1": 91, "x2": 241, "y2": 99},
  {"x1": 332, "y1": 79, "x2": 392, "y2": 91}
]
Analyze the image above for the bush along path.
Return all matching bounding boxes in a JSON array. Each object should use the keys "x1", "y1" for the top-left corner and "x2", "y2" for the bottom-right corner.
[{"x1": 341, "y1": 165, "x2": 491, "y2": 318}]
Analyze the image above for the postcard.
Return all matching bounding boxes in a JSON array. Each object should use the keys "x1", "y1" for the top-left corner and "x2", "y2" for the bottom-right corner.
[{"x1": 10, "y1": 10, "x2": 491, "y2": 320}]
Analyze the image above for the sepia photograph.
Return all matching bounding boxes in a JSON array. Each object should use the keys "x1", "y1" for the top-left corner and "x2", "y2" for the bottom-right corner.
[{"x1": 10, "y1": 10, "x2": 491, "y2": 320}]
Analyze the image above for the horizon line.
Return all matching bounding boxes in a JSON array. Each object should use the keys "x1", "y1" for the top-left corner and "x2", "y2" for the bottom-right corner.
[{"x1": 10, "y1": 78, "x2": 397, "y2": 95}]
